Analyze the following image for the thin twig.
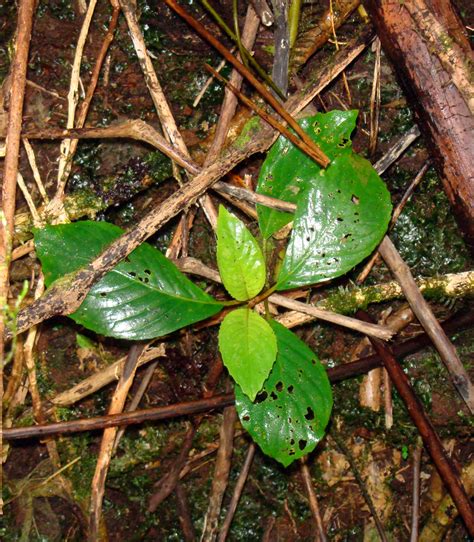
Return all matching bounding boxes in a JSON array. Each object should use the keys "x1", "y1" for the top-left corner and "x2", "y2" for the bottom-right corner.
[
  {"x1": 176, "y1": 482, "x2": 196, "y2": 541},
  {"x1": 22, "y1": 139, "x2": 49, "y2": 203},
  {"x1": 368, "y1": 38, "x2": 381, "y2": 157},
  {"x1": 54, "y1": 0, "x2": 99, "y2": 203},
  {"x1": 217, "y1": 443, "x2": 256, "y2": 542},
  {"x1": 88, "y1": 342, "x2": 146, "y2": 541},
  {"x1": 300, "y1": 458, "x2": 327, "y2": 542}
]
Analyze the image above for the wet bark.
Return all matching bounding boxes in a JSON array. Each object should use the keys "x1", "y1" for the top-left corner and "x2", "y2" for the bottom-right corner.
[{"x1": 364, "y1": 0, "x2": 474, "y2": 248}]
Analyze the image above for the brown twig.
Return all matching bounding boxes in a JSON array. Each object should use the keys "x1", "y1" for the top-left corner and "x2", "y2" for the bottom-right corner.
[
  {"x1": 357, "y1": 310, "x2": 474, "y2": 534},
  {"x1": 217, "y1": 443, "x2": 256, "y2": 542},
  {"x1": 0, "y1": 0, "x2": 36, "y2": 504},
  {"x1": 300, "y1": 458, "x2": 327, "y2": 542},
  {"x1": 176, "y1": 483, "x2": 196, "y2": 541},
  {"x1": 201, "y1": 384, "x2": 238, "y2": 541},
  {"x1": 368, "y1": 38, "x2": 381, "y2": 157},
  {"x1": 378, "y1": 237, "x2": 474, "y2": 413},
  {"x1": 88, "y1": 342, "x2": 146, "y2": 541},
  {"x1": 163, "y1": 0, "x2": 330, "y2": 167},
  {"x1": 206, "y1": 63, "x2": 327, "y2": 164}
]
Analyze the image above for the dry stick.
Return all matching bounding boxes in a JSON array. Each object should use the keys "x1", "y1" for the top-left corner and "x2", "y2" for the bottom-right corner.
[
  {"x1": 88, "y1": 342, "x2": 146, "y2": 541},
  {"x1": 10, "y1": 30, "x2": 372, "y2": 339},
  {"x1": 201, "y1": 386, "x2": 238, "y2": 541},
  {"x1": 22, "y1": 138, "x2": 49, "y2": 203},
  {"x1": 50, "y1": 345, "x2": 165, "y2": 407},
  {"x1": 378, "y1": 237, "x2": 474, "y2": 413},
  {"x1": 357, "y1": 160, "x2": 430, "y2": 283},
  {"x1": 6, "y1": 307, "x2": 474, "y2": 441},
  {"x1": 176, "y1": 482, "x2": 197, "y2": 542},
  {"x1": 410, "y1": 439, "x2": 423, "y2": 542},
  {"x1": 163, "y1": 0, "x2": 330, "y2": 168},
  {"x1": 206, "y1": 64, "x2": 327, "y2": 163},
  {"x1": 368, "y1": 37, "x2": 381, "y2": 157},
  {"x1": 54, "y1": 0, "x2": 99, "y2": 205},
  {"x1": 217, "y1": 443, "x2": 256, "y2": 542},
  {"x1": 357, "y1": 310, "x2": 474, "y2": 535},
  {"x1": 0, "y1": 0, "x2": 36, "y2": 508},
  {"x1": 112, "y1": 360, "x2": 159, "y2": 452},
  {"x1": 48, "y1": 0, "x2": 120, "y2": 213},
  {"x1": 331, "y1": 434, "x2": 389, "y2": 542},
  {"x1": 300, "y1": 459, "x2": 327, "y2": 542}
]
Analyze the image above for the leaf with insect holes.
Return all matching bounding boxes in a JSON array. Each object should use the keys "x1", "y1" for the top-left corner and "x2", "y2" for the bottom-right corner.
[
  {"x1": 34, "y1": 221, "x2": 223, "y2": 340},
  {"x1": 276, "y1": 152, "x2": 391, "y2": 290},
  {"x1": 235, "y1": 320, "x2": 332, "y2": 467},
  {"x1": 217, "y1": 206, "x2": 266, "y2": 301},
  {"x1": 257, "y1": 110, "x2": 358, "y2": 239},
  {"x1": 219, "y1": 308, "x2": 277, "y2": 401}
]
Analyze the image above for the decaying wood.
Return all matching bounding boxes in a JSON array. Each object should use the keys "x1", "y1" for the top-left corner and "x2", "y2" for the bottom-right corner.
[{"x1": 364, "y1": 0, "x2": 474, "y2": 247}]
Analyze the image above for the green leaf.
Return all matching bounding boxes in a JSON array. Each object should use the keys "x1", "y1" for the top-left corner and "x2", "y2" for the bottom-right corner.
[
  {"x1": 35, "y1": 221, "x2": 223, "y2": 340},
  {"x1": 216, "y1": 206, "x2": 266, "y2": 301},
  {"x1": 218, "y1": 308, "x2": 277, "y2": 400},
  {"x1": 235, "y1": 320, "x2": 332, "y2": 467},
  {"x1": 257, "y1": 110, "x2": 358, "y2": 239},
  {"x1": 276, "y1": 152, "x2": 391, "y2": 289}
]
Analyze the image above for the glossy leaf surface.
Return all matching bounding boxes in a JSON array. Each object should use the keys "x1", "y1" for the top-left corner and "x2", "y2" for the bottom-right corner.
[
  {"x1": 277, "y1": 152, "x2": 391, "y2": 289},
  {"x1": 35, "y1": 221, "x2": 223, "y2": 340},
  {"x1": 235, "y1": 320, "x2": 332, "y2": 467},
  {"x1": 256, "y1": 110, "x2": 358, "y2": 239},
  {"x1": 217, "y1": 206, "x2": 266, "y2": 301},
  {"x1": 219, "y1": 308, "x2": 277, "y2": 401}
]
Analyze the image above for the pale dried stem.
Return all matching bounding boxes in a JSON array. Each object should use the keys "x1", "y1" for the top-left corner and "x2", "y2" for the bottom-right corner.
[
  {"x1": 51, "y1": 344, "x2": 165, "y2": 407},
  {"x1": 16, "y1": 173, "x2": 42, "y2": 225},
  {"x1": 55, "y1": 0, "x2": 98, "y2": 202},
  {"x1": 112, "y1": 360, "x2": 159, "y2": 452},
  {"x1": 22, "y1": 139, "x2": 49, "y2": 203},
  {"x1": 368, "y1": 38, "x2": 381, "y2": 157},
  {"x1": 88, "y1": 343, "x2": 146, "y2": 541},
  {"x1": 300, "y1": 459, "x2": 327, "y2": 542}
]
